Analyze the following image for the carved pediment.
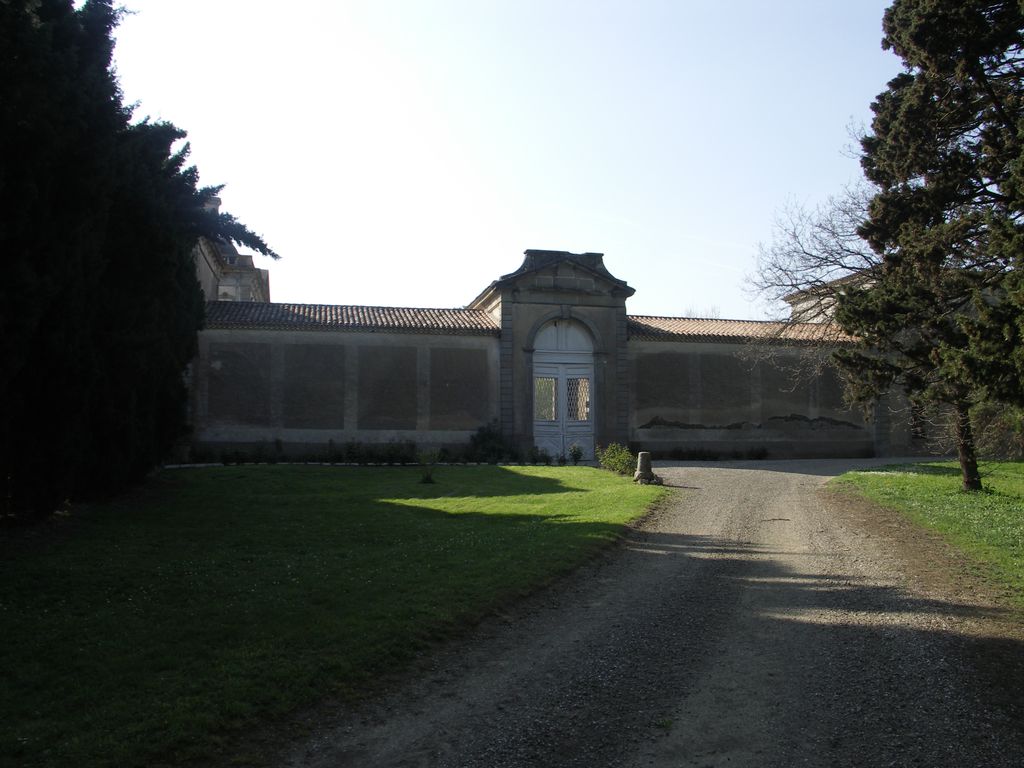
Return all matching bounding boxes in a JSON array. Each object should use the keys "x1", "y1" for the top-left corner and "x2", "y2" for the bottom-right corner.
[
  {"x1": 518, "y1": 262, "x2": 612, "y2": 295},
  {"x1": 469, "y1": 249, "x2": 635, "y2": 309}
]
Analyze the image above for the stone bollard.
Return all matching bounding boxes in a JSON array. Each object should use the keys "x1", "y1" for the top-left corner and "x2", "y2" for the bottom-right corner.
[{"x1": 633, "y1": 451, "x2": 662, "y2": 485}]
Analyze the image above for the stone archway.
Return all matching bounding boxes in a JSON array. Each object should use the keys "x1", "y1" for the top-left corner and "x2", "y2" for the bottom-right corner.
[{"x1": 532, "y1": 319, "x2": 595, "y2": 460}]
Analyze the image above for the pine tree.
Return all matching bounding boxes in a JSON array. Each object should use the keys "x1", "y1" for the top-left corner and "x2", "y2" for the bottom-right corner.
[{"x1": 841, "y1": 0, "x2": 1024, "y2": 491}]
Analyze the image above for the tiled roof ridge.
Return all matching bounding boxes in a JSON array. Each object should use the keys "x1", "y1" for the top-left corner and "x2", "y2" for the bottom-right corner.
[
  {"x1": 628, "y1": 313, "x2": 791, "y2": 324},
  {"x1": 627, "y1": 314, "x2": 851, "y2": 343},
  {"x1": 232, "y1": 300, "x2": 484, "y2": 311},
  {"x1": 280, "y1": 301, "x2": 471, "y2": 311},
  {"x1": 203, "y1": 302, "x2": 846, "y2": 342},
  {"x1": 204, "y1": 301, "x2": 500, "y2": 336}
]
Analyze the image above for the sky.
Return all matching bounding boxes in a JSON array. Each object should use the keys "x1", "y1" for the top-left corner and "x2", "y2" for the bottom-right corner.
[{"x1": 112, "y1": 0, "x2": 903, "y2": 319}]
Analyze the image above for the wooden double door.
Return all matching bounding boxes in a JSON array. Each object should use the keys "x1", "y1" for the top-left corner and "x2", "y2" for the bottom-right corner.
[{"x1": 532, "y1": 361, "x2": 594, "y2": 461}]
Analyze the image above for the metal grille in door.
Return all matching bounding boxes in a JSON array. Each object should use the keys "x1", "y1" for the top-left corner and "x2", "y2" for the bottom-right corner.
[
  {"x1": 567, "y1": 377, "x2": 590, "y2": 421},
  {"x1": 533, "y1": 377, "x2": 558, "y2": 421}
]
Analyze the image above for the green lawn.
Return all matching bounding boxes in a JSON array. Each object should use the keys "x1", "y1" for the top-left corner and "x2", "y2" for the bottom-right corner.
[
  {"x1": 831, "y1": 461, "x2": 1024, "y2": 605},
  {"x1": 0, "y1": 465, "x2": 665, "y2": 768}
]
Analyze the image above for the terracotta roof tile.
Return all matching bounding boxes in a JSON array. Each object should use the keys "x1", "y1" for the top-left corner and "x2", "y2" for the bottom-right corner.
[
  {"x1": 204, "y1": 302, "x2": 848, "y2": 343},
  {"x1": 205, "y1": 302, "x2": 500, "y2": 336},
  {"x1": 627, "y1": 315, "x2": 851, "y2": 343}
]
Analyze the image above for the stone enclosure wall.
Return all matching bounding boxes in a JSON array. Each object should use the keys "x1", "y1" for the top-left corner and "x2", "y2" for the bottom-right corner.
[
  {"x1": 189, "y1": 251, "x2": 920, "y2": 460},
  {"x1": 192, "y1": 329, "x2": 907, "y2": 459},
  {"x1": 192, "y1": 329, "x2": 499, "y2": 454},
  {"x1": 630, "y1": 341, "x2": 879, "y2": 458}
]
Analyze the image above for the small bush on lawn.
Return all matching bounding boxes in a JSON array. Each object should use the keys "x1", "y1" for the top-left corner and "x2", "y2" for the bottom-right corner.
[
  {"x1": 417, "y1": 449, "x2": 440, "y2": 483},
  {"x1": 597, "y1": 443, "x2": 636, "y2": 475},
  {"x1": 568, "y1": 443, "x2": 583, "y2": 465},
  {"x1": 527, "y1": 445, "x2": 552, "y2": 465},
  {"x1": 466, "y1": 422, "x2": 520, "y2": 463}
]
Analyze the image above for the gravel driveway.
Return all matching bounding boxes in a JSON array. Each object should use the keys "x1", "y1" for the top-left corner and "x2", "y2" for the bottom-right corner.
[{"x1": 281, "y1": 458, "x2": 1024, "y2": 767}]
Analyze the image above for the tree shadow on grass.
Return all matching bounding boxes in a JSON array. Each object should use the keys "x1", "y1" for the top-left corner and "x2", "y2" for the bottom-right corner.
[
  {"x1": 0, "y1": 468, "x2": 651, "y2": 768},
  {"x1": 371, "y1": 465, "x2": 593, "y2": 500},
  {"x1": 181, "y1": 463, "x2": 599, "y2": 501}
]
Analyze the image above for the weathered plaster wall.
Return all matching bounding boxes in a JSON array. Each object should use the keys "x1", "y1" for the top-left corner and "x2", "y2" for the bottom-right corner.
[
  {"x1": 630, "y1": 341, "x2": 878, "y2": 458},
  {"x1": 194, "y1": 329, "x2": 499, "y2": 452}
]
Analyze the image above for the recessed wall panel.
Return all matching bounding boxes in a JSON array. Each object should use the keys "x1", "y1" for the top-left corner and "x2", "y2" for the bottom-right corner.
[
  {"x1": 429, "y1": 348, "x2": 489, "y2": 430},
  {"x1": 357, "y1": 346, "x2": 417, "y2": 429},
  {"x1": 208, "y1": 342, "x2": 271, "y2": 426},
  {"x1": 282, "y1": 344, "x2": 346, "y2": 429}
]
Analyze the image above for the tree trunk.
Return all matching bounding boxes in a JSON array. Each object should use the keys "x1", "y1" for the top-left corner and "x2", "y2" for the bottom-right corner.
[{"x1": 953, "y1": 402, "x2": 983, "y2": 492}]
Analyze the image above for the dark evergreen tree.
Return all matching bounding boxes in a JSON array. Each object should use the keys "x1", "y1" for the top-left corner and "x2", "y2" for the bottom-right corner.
[
  {"x1": 838, "y1": 0, "x2": 1024, "y2": 491},
  {"x1": 1, "y1": 0, "x2": 117, "y2": 515},
  {"x1": 1, "y1": 0, "x2": 275, "y2": 517}
]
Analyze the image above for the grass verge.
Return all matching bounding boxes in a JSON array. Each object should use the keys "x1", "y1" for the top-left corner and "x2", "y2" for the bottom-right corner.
[
  {"x1": 0, "y1": 465, "x2": 666, "y2": 768},
  {"x1": 831, "y1": 461, "x2": 1024, "y2": 606}
]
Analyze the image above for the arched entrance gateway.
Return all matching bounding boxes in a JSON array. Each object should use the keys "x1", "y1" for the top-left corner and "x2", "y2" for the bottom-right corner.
[
  {"x1": 465, "y1": 250, "x2": 634, "y2": 459},
  {"x1": 532, "y1": 319, "x2": 595, "y2": 461}
]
